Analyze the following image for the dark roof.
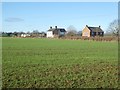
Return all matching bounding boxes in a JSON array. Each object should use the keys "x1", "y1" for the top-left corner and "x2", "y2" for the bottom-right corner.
[
  {"x1": 48, "y1": 28, "x2": 66, "y2": 32},
  {"x1": 48, "y1": 28, "x2": 66, "y2": 35},
  {"x1": 87, "y1": 26, "x2": 104, "y2": 32},
  {"x1": 60, "y1": 29, "x2": 66, "y2": 32}
]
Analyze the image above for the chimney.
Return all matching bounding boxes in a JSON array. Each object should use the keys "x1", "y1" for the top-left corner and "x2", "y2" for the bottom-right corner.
[
  {"x1": 55, "y1": 26, "x2": 57, "y2": 29},
  {"x1": 99, "y1": 26, "x2": 101, "y2": 28},
  {"x1": 50, "y1": 26, "x2": 52, "y2": 29},
  {"x1": 86, "y1": 25, "x2": 88, "y2": 27}
]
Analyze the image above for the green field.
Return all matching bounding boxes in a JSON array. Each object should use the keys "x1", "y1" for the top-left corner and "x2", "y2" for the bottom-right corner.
[{"x1": 2, "y1": 37, "x2": 118, "y2": 88}]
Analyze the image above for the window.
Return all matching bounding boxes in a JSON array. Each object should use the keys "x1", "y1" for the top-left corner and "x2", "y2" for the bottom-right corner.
[
  {"x1": 94, "y1": 32, "x2": 96, "y2": 35},
  {"x1": 98, "y1": 32, "x2": 100, "y2": 35},
  {"x1": 84, "y1": 32, "x2": 88, "y2": 36}
]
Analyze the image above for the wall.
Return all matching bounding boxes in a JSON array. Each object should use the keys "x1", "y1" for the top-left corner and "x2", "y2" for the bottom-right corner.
[
  {"x1": 82, "y1": 26, "x2": 90, "y2": 37},
  {"x1": 47, "y1": 31, "x2": 54, "y2": 38}
]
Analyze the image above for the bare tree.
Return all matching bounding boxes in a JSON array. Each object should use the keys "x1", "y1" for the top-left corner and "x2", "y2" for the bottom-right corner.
[
  {"x1": 77, "y1": 31, "x2": 82, "y2": 36},
  {"x1": 32, "y1": 30, "x2": 39, "y2": 34},
  {"x1": 32, "y1": 30, "x2": 39, "y2": 37},
  {"x1": 108, "y1": 19, "x2": 119, "y2": 36},
  {"x1": 67, "y1": 25, "x2": 77, "y2": 36}
]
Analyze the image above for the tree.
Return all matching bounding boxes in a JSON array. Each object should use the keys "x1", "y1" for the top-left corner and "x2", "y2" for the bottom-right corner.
[
  {"x1": 26, "y1": 31, "x2": 31, "y2": 34},
  {"x1": 32, "y1": 30, "x2": 39, "y2": 34},
  {"x1": 13, "y1": 31, "x2": 18, "y2": 37},
  {"x1": 66, "y1": 25, "x2": 77, "y2": 36},
  {"x1": 107, "y1": 19, "x2": 119, "y2": 36},
  {"x1": 77, "y1": 31, "x2": 82, "y2": 36},
  {"x1": 32, "y1": 30, "x2": 39, "y2": 37}
]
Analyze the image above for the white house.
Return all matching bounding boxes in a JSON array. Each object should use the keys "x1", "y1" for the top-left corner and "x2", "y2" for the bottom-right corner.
[
  {"x1": 47, "y1": 26, "x2": 66, "y2": 38},
  {"x1": 47, "y1": 30, "x2": 54, "y2": 38},
  {"x1": 21, "y1": 34, "x2": 31, "y2": 37}
]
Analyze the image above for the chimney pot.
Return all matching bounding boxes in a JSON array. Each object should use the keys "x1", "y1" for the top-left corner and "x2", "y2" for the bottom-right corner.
[
  {"x1": 50, "y1": 26, "x2": 52, "y2": 29},
  {"x1": 55, "y1": 26, "x2": 57, "y2": 29}
]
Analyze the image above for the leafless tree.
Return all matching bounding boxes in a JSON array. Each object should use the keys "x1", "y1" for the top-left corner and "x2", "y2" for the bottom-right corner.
[
  {"x1": 108, "y1": 19, "x2": 119, "y2": 36},
  {"x1": 66, "y1": 25, "x2": 77, "y2": 36},
  {"x1": 32, "y1": 30, "x2": 39, "y2": 37}
]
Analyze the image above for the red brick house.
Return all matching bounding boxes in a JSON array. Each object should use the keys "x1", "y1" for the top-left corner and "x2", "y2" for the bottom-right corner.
[{"x1": 82, "y1": 25, "x2": 104, "y2": 37}]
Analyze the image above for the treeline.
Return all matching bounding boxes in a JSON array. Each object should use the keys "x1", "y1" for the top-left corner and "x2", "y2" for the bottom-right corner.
[
  {"x1": 1, "y1": 30, "x2": 82, "y2": 38},
  {"x1": 1, "y1": 30, "x2": 46, "y2": 37}
]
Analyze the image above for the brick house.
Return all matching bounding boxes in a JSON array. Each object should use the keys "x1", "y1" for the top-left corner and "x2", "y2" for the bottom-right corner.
[{"x1": 82, "y1": 25, "x2": 104, "y2": 37}]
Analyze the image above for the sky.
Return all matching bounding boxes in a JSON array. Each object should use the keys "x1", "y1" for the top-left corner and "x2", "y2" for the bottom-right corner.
[{"x1": 2, "y1": 2, "x2": 118, "y2": 33}]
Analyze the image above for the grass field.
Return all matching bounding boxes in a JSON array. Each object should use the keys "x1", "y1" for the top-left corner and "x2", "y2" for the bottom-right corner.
[{"x1": 2, "y1": 37, "x2": 118, "y2": 88}]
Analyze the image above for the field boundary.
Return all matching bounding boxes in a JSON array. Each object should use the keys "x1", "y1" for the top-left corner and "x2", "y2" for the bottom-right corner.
[{"x1": 60, "y1": 36, "x2": 118, "y2": 42}]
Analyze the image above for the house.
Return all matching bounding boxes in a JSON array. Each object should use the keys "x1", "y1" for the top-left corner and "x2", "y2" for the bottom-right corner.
[
  {"x1": 82, "y1": 25, "x2": 104, "y2": 37},
  {"x1": 21, "y1": 33, "x2": 31, "y2": 37},
  {"x1": 39, "y1": 32, "x2": 46, "y2": 37},
  {"x1": 47, "y1": 26, "x2": 66, "y2": 38}
]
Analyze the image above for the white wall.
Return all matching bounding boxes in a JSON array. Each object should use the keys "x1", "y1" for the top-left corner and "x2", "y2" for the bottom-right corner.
[
  {"x1": 47, "y1": 31, "x2": 54, "y2": 38},
  {"x1": 21, "y1": 34, "x2": 26, "y2": 37},
  {"x1": 21, "y1": 34, "x2": 31, "y2": 37}
]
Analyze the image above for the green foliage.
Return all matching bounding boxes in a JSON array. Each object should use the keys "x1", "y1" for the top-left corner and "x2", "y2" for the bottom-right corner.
[
  {"x1": 2, "y1": 33, "x2": 9, "y2": 37},
  {"x1": 2, "y1": 38, "x2": 118, "y2": 88}
]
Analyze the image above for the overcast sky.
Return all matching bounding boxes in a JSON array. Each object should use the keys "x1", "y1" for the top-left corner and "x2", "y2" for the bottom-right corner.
[{"x1": 2, "y1": 2, "x2": 118, "y2": 33}]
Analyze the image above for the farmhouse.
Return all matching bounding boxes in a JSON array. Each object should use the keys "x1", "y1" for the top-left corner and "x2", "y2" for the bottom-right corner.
[
  {"x1": 47, "y1": 26, "x2": 66, "y2": 38},
  {"x1": 82, "y1": 25, "x2": 104, "y2": 37}
]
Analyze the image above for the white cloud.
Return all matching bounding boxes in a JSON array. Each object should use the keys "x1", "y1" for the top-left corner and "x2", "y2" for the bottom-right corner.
[{"x1": 4, "y1": 17, "x2": 24, "y2": 22}]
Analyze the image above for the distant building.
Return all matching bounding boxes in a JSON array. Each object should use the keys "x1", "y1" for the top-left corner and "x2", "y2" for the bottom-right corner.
[
  {"x1": 39, "y1": 32, "x2": 46, "y2": 37},
  {"x1": 47, "y1": 26, "x2": 66, "y2": 38},
  {"x1": 82, "y1": 25, "x2": 104, "y2": 37},
  {"x1": 21, "y1": 33, "x2": 31, "y2": 37}
]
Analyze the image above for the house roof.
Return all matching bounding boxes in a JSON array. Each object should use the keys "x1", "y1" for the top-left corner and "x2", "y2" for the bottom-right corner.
[
  {"x1": 48, "y1": 28, "x2": 66, "y2": 35},
  {"x1": 87, "y1": 26, "x2": 104, "y2": 32},
  {"x1": 48, "y1": 28, "x2": 66, "y2": 32}
]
